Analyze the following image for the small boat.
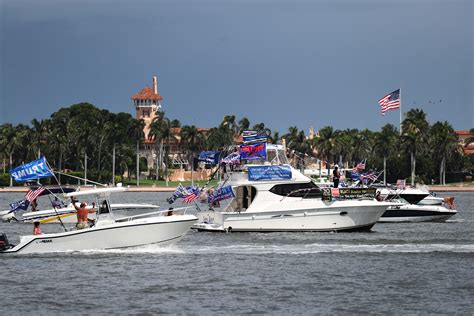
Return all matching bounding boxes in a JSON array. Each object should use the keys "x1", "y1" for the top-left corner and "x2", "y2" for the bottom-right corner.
[
  {"x1": 0, "y1": 187, "x2": 76, "y2": 222},
  {"x1": 1, "y1": 186, "x2": 161, "y2": 223},
  {"x1": 0, "y1": 187, "x2": 197, "y2": 254},
  {"x1": 378, "y1": 201, "x2": 457, "y2": 223}
]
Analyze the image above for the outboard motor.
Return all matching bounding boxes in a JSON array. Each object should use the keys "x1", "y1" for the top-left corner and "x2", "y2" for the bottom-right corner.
[{"x1": 0, "y1": 233, "x2": 12, "y2": 251}]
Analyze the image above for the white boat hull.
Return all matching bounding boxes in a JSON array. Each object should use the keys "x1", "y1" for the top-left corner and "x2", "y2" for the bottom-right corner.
[
  {"x1": 194, "y1": 201, "x2": 392, "y2": 232},
  {"x1": 378, "y1": 204, "x2": 457, "y2": 223},
  {"x1": 2, "y1": 215, "x2": 197, "y2": 254}
]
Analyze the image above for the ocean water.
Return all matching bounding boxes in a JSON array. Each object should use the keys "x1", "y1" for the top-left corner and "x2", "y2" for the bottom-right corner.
[{"x1": 0, "y1": 191, "x2": 472, "y2": 315}]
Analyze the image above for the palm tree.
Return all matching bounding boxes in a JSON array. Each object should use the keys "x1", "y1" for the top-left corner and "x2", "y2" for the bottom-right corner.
[
  {"x1": 180, "y1": 125, "x2": 205, "y2": 170},
  {"x1": 430, "y1": 121, "x2": 459, "y2": 185},
  {"x1": 149, "y1": 112, "x2": 176, "y2": 180},
  {"x1": 373, "y1": 124, "x2": 399, "y2": 184},
  {"x1": 401, "y1": 109, "x2": 430, "y2": 186},
  {"x1": 128, "y1": 118, "x2": 145, "y2": 185},
  {"x1": 31, "y1": 118, "x2": 47, "y2": 159},
  {"x1": 314, "y1": 126, "x2": 337, "y2": 175},
  {"x1": 238, "y1": 117, "x2": 250, "y2": 133}
]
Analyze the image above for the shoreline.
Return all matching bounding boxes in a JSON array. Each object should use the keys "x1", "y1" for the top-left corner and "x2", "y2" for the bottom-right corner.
[{"x1": 0, "y1": 185, "x2": 473, "y2": 193}]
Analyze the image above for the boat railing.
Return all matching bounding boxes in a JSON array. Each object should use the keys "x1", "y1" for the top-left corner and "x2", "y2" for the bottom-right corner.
[{"x1": 114, "y1": 206, "x2": 192, "y2": 222}]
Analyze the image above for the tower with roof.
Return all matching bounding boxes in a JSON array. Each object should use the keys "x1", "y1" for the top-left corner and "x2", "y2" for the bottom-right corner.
[{"x1": 131, "y1": 76, "x2": 163, "y2": 143}]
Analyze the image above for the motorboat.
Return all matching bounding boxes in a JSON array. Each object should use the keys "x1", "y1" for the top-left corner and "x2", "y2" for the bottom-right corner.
[
  {"x1": 378, "y1": 200, "x2": 457, "y2": 223},
  {"x1": 0, "y1": 187, "x2": 197, "y2": 254},
  {"x1": 0, "y1": 186, "x2": 76, "y2": 222},
  {"x1": 19, "y1": 203, "x2": 161, "y2": 224},
  {"x1": 374, "y1": 187, "x2": 457, "y2": 222},
  {"x1": 1, "y1": 187, "x2": 160, "y2": 224},
  {"x1": 192, "y1": 144, "x2": 395, "y2": 232}
]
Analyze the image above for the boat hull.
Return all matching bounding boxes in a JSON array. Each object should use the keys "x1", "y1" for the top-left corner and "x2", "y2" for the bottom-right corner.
[
  {"x1": 2, "y1": 215, "x2": 197, "y2": 254},
  {"x1": 194, "y1": 201, "x2": 391, "y2": 232}
]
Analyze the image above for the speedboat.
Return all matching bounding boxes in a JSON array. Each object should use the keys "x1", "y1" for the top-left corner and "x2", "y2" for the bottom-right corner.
[
  {"x1": 192, "y1": 145, "x2": 395, "y2": 232},
  {"x1": 378, "y1": 200, "x2": 457, "y2": 222},
  {"x1": 0, "y1": 187, "x2": 197, "y2": 254},
  {"x1": 1, "y1": 186, "x2": 160, "y2": 223},
  {"x1": 0, "y1": 186, "x2": 76, "y2": 222}
]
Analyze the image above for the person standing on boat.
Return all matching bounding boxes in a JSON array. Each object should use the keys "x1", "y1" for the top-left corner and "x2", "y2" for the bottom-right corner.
[
  {"x1": 71, "y1": 198, "x2": 96, "y2": 229},
  {"x1": 333, "y1": 164, "x2": 341, "y2": 188},
  {"x1": 33, "y1": 222, "x2": 42, "y2": 235}
]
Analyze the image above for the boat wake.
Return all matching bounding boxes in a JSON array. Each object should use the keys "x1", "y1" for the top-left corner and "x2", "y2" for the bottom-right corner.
[{"x1": 179, "y1": 243, "x2": 474, "y2": 254}]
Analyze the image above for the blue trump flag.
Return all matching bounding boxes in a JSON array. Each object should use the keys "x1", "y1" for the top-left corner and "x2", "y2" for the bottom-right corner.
[
  {"x1": 248, "y1": 165, "x2": 292, "y2": 181},
  {"x1": 9, "y1": 199, "x2": 30, "y2": 213},
  {"x1": 208, "y1": 185, "x2": 235, "y2": 204},
  {"x1": 198, "y1": 151, "x2": 221, "y2": 164},
  {"x1": 10, "y1": 157, "x2": 54, "y2": 182}
]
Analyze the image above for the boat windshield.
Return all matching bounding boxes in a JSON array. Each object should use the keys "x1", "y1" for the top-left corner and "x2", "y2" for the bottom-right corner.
[{"x1": 270, "y1": 182, "x2": 322, "y2": 198}]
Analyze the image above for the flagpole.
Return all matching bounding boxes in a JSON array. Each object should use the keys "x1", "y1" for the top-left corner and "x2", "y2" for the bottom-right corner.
[{"x1": 399, "y1": 88, "x2": 402, "y2": 135}]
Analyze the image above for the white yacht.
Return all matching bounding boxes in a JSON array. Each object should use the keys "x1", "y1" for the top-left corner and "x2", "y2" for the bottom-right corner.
[
  {"x1": 193, "y1": 145, "x2": 394, "y2": 232},
  {"x1": 0, "y1": 187, "x2": 197, "y2": 254}
]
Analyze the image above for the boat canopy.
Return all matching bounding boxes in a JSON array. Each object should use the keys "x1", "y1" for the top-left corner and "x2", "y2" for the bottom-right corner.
[{"x1": 65, "y1": 187, "x2": 127, "y2": 197}]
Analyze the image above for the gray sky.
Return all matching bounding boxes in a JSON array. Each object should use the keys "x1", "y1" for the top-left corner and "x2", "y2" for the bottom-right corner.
[{"x1": 1, "y1": 0, "x2": 473, "y2": 133}]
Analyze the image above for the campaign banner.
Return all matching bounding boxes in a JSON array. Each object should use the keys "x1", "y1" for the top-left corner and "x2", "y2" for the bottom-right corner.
[
  {"x1": 248, "y1": 165, "x2": 292, "y2": 181},
  {"x1": 338, "y1": 187, "x2": 376, "y2": 199},
  {"x1": 10, "y1": 157, "x2": 54, "y2": 182},
  {"x1": 208, "y1": 185, "x2": 235, "y2": 204},
  {"x1": 240, "y1": 143, "x2": 266, "y2": 160}
]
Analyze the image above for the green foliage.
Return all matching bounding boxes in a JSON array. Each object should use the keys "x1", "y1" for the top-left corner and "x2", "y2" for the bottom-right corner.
[{"x1": 1, "y1": 105, "x2": 472, "y2": 186}]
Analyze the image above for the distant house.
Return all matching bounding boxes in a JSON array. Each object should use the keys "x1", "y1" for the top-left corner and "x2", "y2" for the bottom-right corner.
[
  {"x1": 131, "y1": 76, "x2": 209, "y2": 170},
  {"x1": 455, "y1": 130, "x2": 474, "y2": 155}
]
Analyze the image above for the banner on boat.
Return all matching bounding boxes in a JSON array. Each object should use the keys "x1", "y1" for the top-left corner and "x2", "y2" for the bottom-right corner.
[
  {"x1": 240, "y1": 143, "x2": 266, "y2": 160},
  {"x1": 10, "y1": 157, "x2": 54, "y2": 182},
  {"x1": 248, "y1": 165, "x2": 292, "y2": 181},
  {"x1": 208, "y1": 185, "x2": 235, "y2": 204},
  {"x1": 336, "y1": 187, "x2": 377, "y2": 199},
  {"x1": 198, "y1": 151, "x2": 221, "y2": 164}
]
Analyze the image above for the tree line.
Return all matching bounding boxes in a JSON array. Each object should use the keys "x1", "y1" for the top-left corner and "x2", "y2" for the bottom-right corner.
[{"x1": 1, "y1": 103, "x2": 473, "y2": 185}]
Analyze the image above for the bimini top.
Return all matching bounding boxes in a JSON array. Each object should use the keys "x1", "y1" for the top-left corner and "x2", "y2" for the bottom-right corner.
[{"x1": 65, "y1": 187, "x2": 127, "y2": 198}]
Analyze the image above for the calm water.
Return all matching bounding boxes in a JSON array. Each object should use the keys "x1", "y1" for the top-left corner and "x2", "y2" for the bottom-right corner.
[{"x1": 0, "y1": 191, "x2": 473, "y2": 315}]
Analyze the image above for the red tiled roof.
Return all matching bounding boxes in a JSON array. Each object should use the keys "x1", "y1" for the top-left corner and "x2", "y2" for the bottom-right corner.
[
  {"x1": 131, "y1": 86, "x2": 163, "y2": 101},
  {"x1": 455, "y1": 130, "x2": 474, "y2": 136}
]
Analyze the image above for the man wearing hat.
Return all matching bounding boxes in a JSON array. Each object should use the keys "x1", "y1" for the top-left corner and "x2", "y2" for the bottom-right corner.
[{"x1": 71, "y1": 197, "x2": 96, "y2": 229}]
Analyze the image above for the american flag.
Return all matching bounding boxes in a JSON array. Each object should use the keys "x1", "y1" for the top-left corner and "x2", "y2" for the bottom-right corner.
[
  {"x1": 378, "y1": 89, "x2": 400, "y2": 115},
  {"x1": 25, "y1": 187, "x2": 45, "y2": 202},
  {"x1": 353, "y1": 160, "x2": 366, "y2": 173},
  {"x1": 182, "y1": 186, "x2": 200, "y2": 204},
  {"x1": 360, "y1": 172, "x2": 378, "y2": 182}
]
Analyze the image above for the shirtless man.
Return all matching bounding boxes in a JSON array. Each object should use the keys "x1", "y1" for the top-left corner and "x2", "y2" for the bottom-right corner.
[{"x1": 71, "y1": 198, "x2": 96, "y2": 229}]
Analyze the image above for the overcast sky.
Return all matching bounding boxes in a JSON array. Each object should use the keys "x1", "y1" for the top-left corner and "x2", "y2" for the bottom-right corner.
[{"x1": 1, "y1": 0, "x2": 472, "y2": 133}]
